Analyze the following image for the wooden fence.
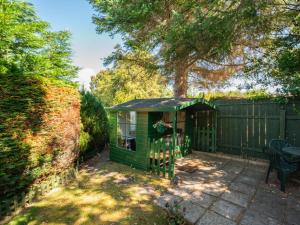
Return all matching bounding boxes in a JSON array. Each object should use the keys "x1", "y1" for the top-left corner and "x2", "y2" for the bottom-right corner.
[
  {"x1": 213, "y1": 99, "x2": 300, "y2": 158},
  {"x1": 148, "y1": 136, "x2": 191, "y2": 179},
  {"x1": 148, "y1": 138, "x2": 175, "y2": 179},
  {"x1": 0, "y1": 168, "x2": 77, "y2": 224}
]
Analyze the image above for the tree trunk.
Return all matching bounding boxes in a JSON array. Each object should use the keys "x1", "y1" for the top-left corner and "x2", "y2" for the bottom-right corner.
[{"x1": 174, "y1": 61, "x2": 188, "y2": 97}]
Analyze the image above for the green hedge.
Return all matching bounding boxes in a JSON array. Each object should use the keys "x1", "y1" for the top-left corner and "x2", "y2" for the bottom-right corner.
[
  {"x1": 0, "y1": 74, "x2": 80, "y2": 206},
  {"x1": 80, "y1": 90, "x2": 109, "y2": 160}
]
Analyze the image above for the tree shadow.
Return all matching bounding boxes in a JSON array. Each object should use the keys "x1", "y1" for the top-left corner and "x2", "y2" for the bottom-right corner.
[{"x1": 8, "y1": 162, "x2": 169, "y2": 225}]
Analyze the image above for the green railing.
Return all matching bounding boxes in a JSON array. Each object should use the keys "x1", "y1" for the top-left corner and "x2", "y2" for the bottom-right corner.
[
  {"x1": 148, "y1": 136, "x2": 191, "y2": 179},
  {"x1": 179, "y1": 135, "x2": 192, "y2": 157},
  {"x1": 148, "y1": 138, "x2": 175, "y2": 179}
]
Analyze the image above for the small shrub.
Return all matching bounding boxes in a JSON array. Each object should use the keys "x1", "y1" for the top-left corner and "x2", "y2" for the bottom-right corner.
[
  {"x1": 79, "y1": 123, "x2": 90, "y2": 153},
  {"x1": 167, "y1": 205, "x2": 186, "y2": 225},
  {"x1": 80, "y1": 89, "x2": 109, "y2": 159}
]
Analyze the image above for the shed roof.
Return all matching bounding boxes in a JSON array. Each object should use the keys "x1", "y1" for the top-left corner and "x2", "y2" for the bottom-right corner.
[{"x1": 108, "y1": 98, "x2": 215, "y2": 112}]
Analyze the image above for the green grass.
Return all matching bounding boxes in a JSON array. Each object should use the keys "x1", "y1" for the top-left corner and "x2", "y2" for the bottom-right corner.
[{"x1": 8, "y1": 162, "x2": 169, "y2": 225}]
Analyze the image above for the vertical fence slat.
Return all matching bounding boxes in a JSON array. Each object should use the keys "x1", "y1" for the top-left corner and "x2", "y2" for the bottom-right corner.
[{"x1": 162, "y1": 141, "x2": 166, "y2": 177}]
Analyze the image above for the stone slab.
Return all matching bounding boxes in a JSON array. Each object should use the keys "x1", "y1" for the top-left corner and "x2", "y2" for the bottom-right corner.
[
  {"x1": 240, "y1": 208, "x2": 282, "y2": 225},
  {"x1": 249, "y1": 189, "x2": 287, "y2": 221},
  {"x1": 229, "y1": 182, "x2": 257, "y2": 196},
  {"x1": 178, "y1": 200, "x2": 206, "y2": 224},
  {"x1": 286, "y1": 196, "x2": 300, "y2": 224},
  {"x1": 191, "y1": 191, "x2": 217, "y2": 208},
  {"x1": 196, "y1": 211, "x2": 237, "y2": 225},
  {"x1": 222, "y1": 162, "x2": 245, "y2": 175},
  {"x1": 194, "y1": 181, "x2": 229, "y2": 197},
  {"x1": 154, "y1": 193, "x2": 183, "y2": 209},
  {"x1": 167, "y1": 187, "x2": 192, "y2": 199},
  {"x1": 211, "y1": 199, "x2": 244, "y2": 221},
  {"x1": 286, "y1": 208, "x2": 300, "y2": 225},
  {"x1": 221, "y1": 190, "x2": 251, "y2": 207},
  {"x1": 235, "y1": 175, "x2": 260, "y2": 186}
]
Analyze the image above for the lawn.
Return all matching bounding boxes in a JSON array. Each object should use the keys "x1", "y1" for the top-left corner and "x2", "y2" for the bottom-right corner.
[{"x1": 8, "y1": 160, "x2": 170, "y2": 225}]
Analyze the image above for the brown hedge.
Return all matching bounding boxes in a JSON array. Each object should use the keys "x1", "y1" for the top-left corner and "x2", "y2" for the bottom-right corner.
[{"x1": 0, "y1": 74, "x2": 80, "y2": 202}]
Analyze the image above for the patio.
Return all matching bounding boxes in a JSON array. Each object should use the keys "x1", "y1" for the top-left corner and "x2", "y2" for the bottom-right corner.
[{"x1": 155, "y1": 152, "x2": 300, "y2": 225}]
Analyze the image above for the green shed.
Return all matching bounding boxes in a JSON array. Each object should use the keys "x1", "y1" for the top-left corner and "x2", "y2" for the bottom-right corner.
[{"x1": 107, "y1": 98, "x2": 216, "y2": 178}]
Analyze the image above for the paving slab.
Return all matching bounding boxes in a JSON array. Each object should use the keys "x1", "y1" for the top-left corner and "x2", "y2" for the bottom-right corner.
[
  {"x1": 202, "y1": 181, "x2": 228, "y2": 197},
  {"x1": 241, "y1": 168, "x2": 265, "y2": 180},
  {"x1": 177, "y1": 200, "x2": 206, "y2": 224},
  {"x1": 154, "y1": 193, "x2": 183, "y2": 209},
  {"x1": 221, "y1": 190, "x2": 252, "y2": 207},
  {"x1": 235, "y1": 174, "x2": 260, "y2": 186},
  {"x1": 222, "y1": 162, "x2": 245, "y2": 175},
  {"x1": 196, "y1": 211, "x2": 237, "y2": 225},
  {"x1": 190, "y1": 191, "x2": 217, "y2": 208},
  {"x1": 211, "y1": 199, "x2": 244, "y2": 221},
  {"x1": 286, "y1": 197, "x2": 300, "y2": 225},
  {"x1": 240, "y1": 208, "x2": 282, "y2": 225},
  {"x1": 249, "y1": 189, "x2": 287, "y2": 221},
  {"x1": 229, "y1": 181, "x2": 257, "y2": 196},
  {"x1": 181, "y1": 176, "x2": 207, "y2": 185},
  {"x1": 167, "y1": 187, "x2": 192, "y2": 199},
  {"x1": 155, "y1": 152, "x2": 300, "y2": 225},
  {"x1": 286, "y1": 208, "x2": 300, "y2": 225}
]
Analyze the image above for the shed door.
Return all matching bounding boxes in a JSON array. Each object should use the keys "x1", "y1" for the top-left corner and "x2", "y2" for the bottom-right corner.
[{"x1": 191, "y1": 110, "x2": 217, "y2": 152}]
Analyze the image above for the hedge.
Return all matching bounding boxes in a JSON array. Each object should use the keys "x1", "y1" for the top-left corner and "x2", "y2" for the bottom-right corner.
[{"x1": 0, "y1": 74, "x2": 80, "y2": 216}]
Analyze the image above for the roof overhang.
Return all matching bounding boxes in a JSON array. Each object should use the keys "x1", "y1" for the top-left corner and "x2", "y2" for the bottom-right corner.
[{"x1": 107, "y1": 98, "x2": 216, "y2": 112}]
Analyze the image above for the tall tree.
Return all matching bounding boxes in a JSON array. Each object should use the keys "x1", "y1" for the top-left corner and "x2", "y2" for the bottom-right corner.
[
  {"x1": 90, "y1": 51, "x2": 171, "y2": 106},
  {"x1": 245, "y1": 1, "x2": 300, "y2": 94},
  {"x1": 89, "y1": 0, "x2": 277, "y2": 96},
  {"x1": 0, "y1": 0, "x2": 78, "y2": 80}
]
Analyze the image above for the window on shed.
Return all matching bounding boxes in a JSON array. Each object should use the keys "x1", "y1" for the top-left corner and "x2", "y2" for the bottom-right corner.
[{"x1": 117, "y1": 111, "x2": 136, "y2": 151}]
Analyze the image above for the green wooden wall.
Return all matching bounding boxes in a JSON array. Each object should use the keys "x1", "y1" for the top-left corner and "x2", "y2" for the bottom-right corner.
[
  {"x1": 109, "y1": 111, "x2": 149, "y2": 170},
  {"x1": 213, "y1": 99, "x2": 300, "y2": 158}
]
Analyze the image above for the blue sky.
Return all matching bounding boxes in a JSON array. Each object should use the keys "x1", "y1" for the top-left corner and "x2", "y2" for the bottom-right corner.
[{"x1": 28, "y1": 0, "x2": 121, "y2": 88}]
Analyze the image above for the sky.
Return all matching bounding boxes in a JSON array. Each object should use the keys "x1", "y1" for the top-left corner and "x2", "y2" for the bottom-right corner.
[{"x1": 28, "y1": 0, "x2": 121, "y2": 89}]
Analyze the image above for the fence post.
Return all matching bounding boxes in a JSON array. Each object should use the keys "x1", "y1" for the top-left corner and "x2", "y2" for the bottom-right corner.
[{"x1": 279, "y1": 109, "x2": 286, "y2": 139}]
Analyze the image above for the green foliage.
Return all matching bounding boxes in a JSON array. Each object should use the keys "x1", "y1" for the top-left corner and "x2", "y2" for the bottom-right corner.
[
  {"x1": 0, "y1": 0, "x2": 78, "y2": 80},
  {"x1": 90, "y1": 51, "x2": 172, "y2": 106},
  {"x1": 79, "y1": 123, "x2": 90, "y2": 153},
  {"x1": 167, "y1": 205, "x2": 186, "y2": 225},
  {"x1": 245, "y1": 2, "x2": 300, "y2": 94},
  {"x1": 202, "y1": 90, "x2": 293, "y2": 103},
  {"x1": 80, "y1": 90, "x2": 109, "y2": 157},
  {"x1": 89, "y1": 0, "x2": 278, "y2": 93},
  {"x1": 0, "y1": 74, "x2": 80, "y2": 206},
  {"x1": 0, "y1": 0, "x2": 80, "y2": 218}
]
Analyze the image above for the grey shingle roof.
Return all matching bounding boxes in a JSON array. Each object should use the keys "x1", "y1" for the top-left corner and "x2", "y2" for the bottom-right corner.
[{"x1": 108, "y1": 98, "x2": 215, "y2": 112}]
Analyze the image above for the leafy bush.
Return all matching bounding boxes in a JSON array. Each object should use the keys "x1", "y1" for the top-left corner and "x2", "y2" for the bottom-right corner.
[
  {"x1": 0, "y1": 74, "x2": 80, "y2": 203},
  {"x1": 79, "y1": 123, "x2": 91, "y2": 152},
  {"x1": 0, "y1": 1, "x2": 80, "y2": 218},
  {"x1": 80, "y1": 90, "x2": 109, "y2": 159}
]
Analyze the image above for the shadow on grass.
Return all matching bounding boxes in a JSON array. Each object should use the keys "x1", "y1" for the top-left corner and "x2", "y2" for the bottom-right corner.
[{"x1": 8, "y1": 161, "x2": 170, "y2": 225}]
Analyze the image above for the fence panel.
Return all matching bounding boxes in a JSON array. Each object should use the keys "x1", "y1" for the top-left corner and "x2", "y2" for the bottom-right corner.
[
  {"x1": 149, "y1": 138, "x2": 175, "y2": 179},
  {"x1": 212, "y1": 99, "x2": 300, "y2": 158}
]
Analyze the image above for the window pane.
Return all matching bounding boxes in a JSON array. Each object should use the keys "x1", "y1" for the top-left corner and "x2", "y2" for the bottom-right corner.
[
  {"x1": 130, "y1": 111, "x2": 136, "y2": 124},
  {"x1": 117, "y1": 136, "x2": 126, "y2": 148},
  {"x1": 117, "y1": 111, "x2": 136, "y2": 151},
  {"x1": 129, "y1": 124, "x2": 136, "y2": 138}
]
